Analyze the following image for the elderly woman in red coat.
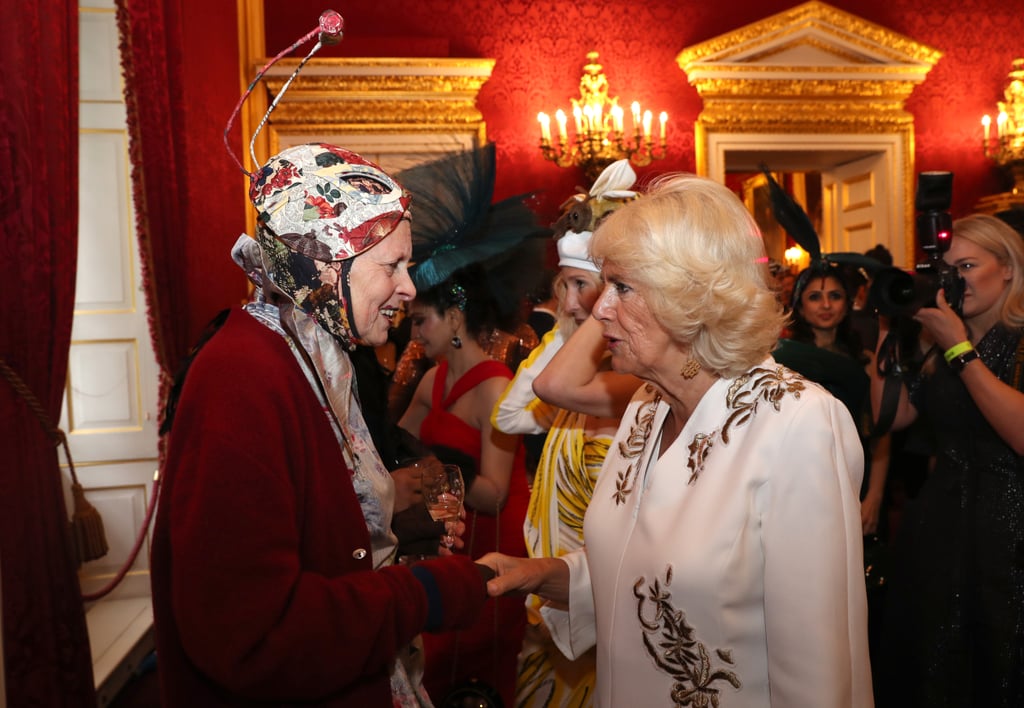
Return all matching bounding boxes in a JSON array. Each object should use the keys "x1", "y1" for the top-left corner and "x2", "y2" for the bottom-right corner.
[{"x1": 151, "y1": 142, "x2": 490, "y2": 707}]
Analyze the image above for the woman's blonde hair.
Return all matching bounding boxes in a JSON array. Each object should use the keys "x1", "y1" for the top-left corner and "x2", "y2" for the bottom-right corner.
[
  {"x1": 952, "y1": 213, "x2": 1024, "y2": 329},
  {"x1": 590, "y1": 173, "x2": 785, "y2": 378}
]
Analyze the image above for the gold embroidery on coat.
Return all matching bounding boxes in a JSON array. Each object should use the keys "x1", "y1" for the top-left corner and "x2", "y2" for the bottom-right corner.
[
  {"x1": 613, "y1": 385, "x2": 661, "y2": 505},
  {"x1": 686, "y1": 366, "x2": 805, "y2": 484},
  {"x1": 686, "y1": 433, "x2": 716, "y2": 485},
  {"x1": 634, "y1": 565, "x2": 741, "y2": 706}
]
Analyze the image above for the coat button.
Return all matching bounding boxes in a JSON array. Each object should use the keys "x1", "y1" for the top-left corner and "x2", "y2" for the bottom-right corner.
[{"x1": 352, "y1": 548, "x2": 367, "y2": 560}]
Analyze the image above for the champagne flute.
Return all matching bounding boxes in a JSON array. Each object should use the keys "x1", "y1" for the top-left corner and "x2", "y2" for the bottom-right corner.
[{"x1": 422, "y1": 463, "x2": 465, "y2": 549}]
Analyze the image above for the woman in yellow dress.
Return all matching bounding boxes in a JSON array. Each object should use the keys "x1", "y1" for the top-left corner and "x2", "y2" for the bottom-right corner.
[{"x1": 492, "y1": 161, "x2": 640, "y2": 708}]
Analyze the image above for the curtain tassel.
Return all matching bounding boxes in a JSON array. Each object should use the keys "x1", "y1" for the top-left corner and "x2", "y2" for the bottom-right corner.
[
  {"x1": 0, "y1": 357, "x2": 108, "y2": 566},
  {"x1": 70, "y1": 479, "x2": 109, "y2": 564}
]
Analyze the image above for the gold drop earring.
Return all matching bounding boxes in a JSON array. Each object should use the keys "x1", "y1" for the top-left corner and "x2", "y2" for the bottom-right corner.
[{"x1": 680, "y1": 358, "x2": 701, "y2": 379}]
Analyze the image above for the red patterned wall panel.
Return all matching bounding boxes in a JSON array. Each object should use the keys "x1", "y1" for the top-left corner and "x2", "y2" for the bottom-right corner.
[
  {"x1": 180, "y1": 0, "x2": 1019, "y2": 328},
  {"x1": 260, "y1": 0, "x2": 1019, "y2": 225}
]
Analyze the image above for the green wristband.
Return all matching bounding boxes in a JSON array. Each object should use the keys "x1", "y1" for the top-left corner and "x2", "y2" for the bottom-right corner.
[{"x1": 943, "y1": 340, "x2": 973, "y2": 364}]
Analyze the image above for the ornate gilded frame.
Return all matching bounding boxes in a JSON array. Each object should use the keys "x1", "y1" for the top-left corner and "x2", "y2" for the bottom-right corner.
[
  {"x1": 257, "y1": 58, "x2": 495, "y2": 164},
  {"x1": 677, "y1": 1, "x2": 942, "y2": 266},
  {"x1": 235, "y1": 1, "x2": 494, "y2": 234}
]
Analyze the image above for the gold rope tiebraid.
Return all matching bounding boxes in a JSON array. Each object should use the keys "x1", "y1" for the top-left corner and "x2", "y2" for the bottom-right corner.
[{"x1": 0, "y1": 357, "x2": 109, "y2": 566}]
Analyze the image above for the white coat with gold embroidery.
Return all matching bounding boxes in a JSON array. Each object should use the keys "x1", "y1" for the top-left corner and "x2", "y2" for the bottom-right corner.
[{"x1": 541, "y1": 359, "x2": 873, "y2": 708}]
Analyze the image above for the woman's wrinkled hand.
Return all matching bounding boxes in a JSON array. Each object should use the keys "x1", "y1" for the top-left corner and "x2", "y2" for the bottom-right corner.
[
  {"x1": 436, "y1": 509, "x2": 467, "y2": 555},
  {"x1": 475, "y1": 553, "x2": 570, "y2": 605}
]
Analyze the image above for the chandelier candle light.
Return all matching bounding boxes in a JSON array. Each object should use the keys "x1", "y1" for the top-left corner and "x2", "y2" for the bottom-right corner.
[
  {"x1": 538, "y1": 51, "x2": 667, "y2": 183},
  {"x1": 981, "y1": 58, "x2": 1024, "y2": 194}
]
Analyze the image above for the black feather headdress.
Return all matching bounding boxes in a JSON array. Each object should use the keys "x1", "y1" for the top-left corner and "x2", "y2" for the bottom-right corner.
[{"x1": 760, "y1": 164, "x2": 888, "y2": 276}]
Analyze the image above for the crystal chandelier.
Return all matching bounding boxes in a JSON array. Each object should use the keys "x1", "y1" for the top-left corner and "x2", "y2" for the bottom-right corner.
[
  {"x1": 981, "y1": 58, "x2": 1024, "y2": 194},
  {"x1": 537, "y1": 51, "x2": 667, "y2": 183}
]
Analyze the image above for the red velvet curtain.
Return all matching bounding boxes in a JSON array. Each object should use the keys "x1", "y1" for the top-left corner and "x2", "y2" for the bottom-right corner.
[
  {"x1": 0, "y1": 2, "x2": 96, "y2": 706},
  {"x1": 116, "y1": 0, "x2": 193, "y2": 400}
]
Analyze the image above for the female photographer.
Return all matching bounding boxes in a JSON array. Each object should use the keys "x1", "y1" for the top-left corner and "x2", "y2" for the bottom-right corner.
[{"x1": 869, "y1": 213, "x2": 1024, "y2": 707}]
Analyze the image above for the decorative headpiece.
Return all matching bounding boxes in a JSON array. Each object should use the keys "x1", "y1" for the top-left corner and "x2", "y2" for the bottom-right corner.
[
  {"x1": 791, "y1": 259, "x2": 853, "y2": 310},
  {"x1": 250, "y1": 143, "x2": 409, "y2": 262},
  {"x1": 398, "y1": 143, "x2": 550, "y2": 315},
  {"x1": 225, "y1": 10, "x2": 410, "y2": 349},
  {"x1": 761, "y1": 164, "x2": 886, "y2": 302},
  {"x1": 553, "y1": 159, "x2": 638, "y2": 273}
]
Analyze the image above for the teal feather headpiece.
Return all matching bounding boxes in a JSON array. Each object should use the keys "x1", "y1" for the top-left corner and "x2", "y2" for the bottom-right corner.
[
  {"x1": 399, "y1": 144, "x2": 550, "y2": 319},
  {"x1": 400, "y1": 144, "x2": 550, "y2": 293}
]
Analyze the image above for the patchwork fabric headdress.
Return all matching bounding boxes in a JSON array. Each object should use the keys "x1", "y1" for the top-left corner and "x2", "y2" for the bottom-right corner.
[
  {"x1": 225, "y1": 11, "x2": 410, "y2": 348},
  {"x1": 247, "y1": 144, "x2": 409, "y2": 346},
  {"x1": 553, "y1": 159, "x2": 638, "y2": 273}
]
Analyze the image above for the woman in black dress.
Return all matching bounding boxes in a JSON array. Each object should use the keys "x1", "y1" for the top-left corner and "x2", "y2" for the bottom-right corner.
[{"x1": 870, "y1": 213, "x2": 1024, "y2": 707}]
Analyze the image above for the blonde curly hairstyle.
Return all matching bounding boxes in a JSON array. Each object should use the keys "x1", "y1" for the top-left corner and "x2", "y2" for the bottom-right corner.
[{"x1": 590, "y1": 173, "x2": 786, "y2": 379}]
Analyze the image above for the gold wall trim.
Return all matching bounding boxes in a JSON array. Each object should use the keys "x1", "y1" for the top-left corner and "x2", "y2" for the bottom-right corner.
[
  {"x1": 264, "y1": 69, "x2": 494, "y2": 94},
  {"x1": 690, "y1": 80, "x2": 919, "y2": 100},
  {"x1": 677, "y1": 1, "x2": 942, "y2": 68},
  {"x1": 266, "y1": 57, "x2": 497, "y2": 73},
  {"x1": 269, "y1": 101, "x2": 486, "y2": 126},
  {"x1": 677, "y1": 0, "x2": 941, "y2": 266},
  {"x1": 236, "y1": 2, "x2": 495, "y2": 235},
  {"x1": 687, "y1": 64, "x2": 935, "y2": 78}
]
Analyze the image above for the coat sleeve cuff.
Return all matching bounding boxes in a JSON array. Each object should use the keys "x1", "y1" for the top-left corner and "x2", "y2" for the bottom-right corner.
[
  {"x1": 539, "y1": 548, "x2": 596, "y2": 659},
  {"x1": 410, "y1": 555, "x2": 488, "y2": 633}
]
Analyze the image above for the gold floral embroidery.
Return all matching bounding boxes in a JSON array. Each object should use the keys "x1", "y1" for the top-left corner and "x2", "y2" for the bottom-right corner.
[
  {"x1": 722, "y1": 366, "x2": 805, "y2": 442},
  {"x1": 613, "y1": 385, "x2": 661, "y2": 505},
  {"x1": 634, "y1": 566, "x2": 741, "y2": 707},
  {"x1": 686, "y1": 365, "x2": 805, "y2": 484},
  {"x1": 686, "y1": 433, "x2": 716, "y2": 484}
]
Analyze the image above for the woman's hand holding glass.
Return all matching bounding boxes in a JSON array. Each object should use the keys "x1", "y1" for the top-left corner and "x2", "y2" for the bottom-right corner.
[{"x1": 421, "y1": 463, "x2": 465, "y2": 549}]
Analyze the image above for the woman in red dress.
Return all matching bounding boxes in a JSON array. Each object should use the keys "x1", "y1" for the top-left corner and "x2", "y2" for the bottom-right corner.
[{"x1": 399, "y1": 262, "x2": 530, "y2": 707}]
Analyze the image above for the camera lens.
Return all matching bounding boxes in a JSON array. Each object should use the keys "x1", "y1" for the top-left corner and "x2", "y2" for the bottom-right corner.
[{"x1": 869, "y1": 268, "x2": 916, "y2": 316}]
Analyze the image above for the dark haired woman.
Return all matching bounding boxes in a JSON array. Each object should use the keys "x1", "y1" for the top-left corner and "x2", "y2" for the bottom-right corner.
[
  {"x1": 774, "y1": 262, "x2": 891, "y2": 536},
  {"x1": 399, "y1": 263, "x2": 529, "y2": 707}
]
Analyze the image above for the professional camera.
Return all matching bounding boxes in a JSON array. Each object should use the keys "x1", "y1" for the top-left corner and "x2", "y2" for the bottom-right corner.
[{"x1": 868, "y1": 171, "x2": 965, "y2": 318}]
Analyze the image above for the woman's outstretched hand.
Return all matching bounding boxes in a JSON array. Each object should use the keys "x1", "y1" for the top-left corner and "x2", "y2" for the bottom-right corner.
[{"x1": 475, "y1": 553, "x2": 570, "y2": 605}]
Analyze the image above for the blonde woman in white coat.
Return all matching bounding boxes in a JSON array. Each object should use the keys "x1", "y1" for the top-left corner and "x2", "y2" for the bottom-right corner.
[{"x1": 480, "y1": 173, "x2": 873, "y2": 708}]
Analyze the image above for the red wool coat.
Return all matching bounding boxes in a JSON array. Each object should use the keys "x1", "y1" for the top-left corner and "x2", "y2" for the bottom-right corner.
[{"x1": 151, "y1": 308, "x2": 485, "y2": 706}]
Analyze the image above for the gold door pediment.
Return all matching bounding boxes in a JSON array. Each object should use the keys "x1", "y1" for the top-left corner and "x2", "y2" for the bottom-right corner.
[{"x1": 676, "y1": 0, "x2": 942, "y2": 266}]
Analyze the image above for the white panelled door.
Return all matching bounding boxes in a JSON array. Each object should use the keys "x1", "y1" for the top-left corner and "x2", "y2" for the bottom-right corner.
[
  {"x1": 821, "y1": 152, "x2": 893, "y2": 259},
  {"x1": 67, "y1": 2, "x2": 160, "y2": 604}
]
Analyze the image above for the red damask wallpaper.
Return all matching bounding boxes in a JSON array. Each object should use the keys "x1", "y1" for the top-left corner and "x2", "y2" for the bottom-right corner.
[
  {"x1": 180, "y1": 0, "x2": 1021, "y2": 333},
  {"x1": 262, "y1": 0, "x2": 1019, "y2": 218}
]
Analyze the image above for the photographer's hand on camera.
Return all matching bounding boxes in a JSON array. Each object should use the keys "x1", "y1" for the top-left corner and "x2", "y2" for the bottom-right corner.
[
  {"x1": 877, "y1": 282, "x2": 1024, "y2": 456},
  {"x1": 912, "y1": 288, "x2": 970, "y2": 355}
]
